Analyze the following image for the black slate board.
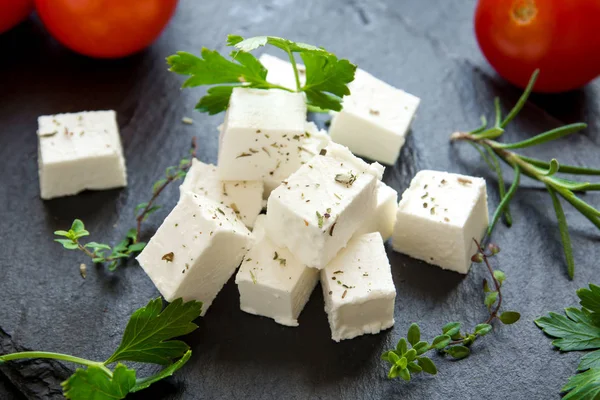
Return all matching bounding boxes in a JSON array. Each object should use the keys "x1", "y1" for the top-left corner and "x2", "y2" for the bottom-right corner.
[{"x1": 1, "y1": 0, "x2": 599, "y2": 399}]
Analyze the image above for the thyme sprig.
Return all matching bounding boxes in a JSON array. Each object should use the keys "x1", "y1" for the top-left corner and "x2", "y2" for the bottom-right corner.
[
  {"x1": 451, "y1": 70, "x2": 600, "y2": 279},
  {"x1": 54, "y1": 138, "x2": 198, "y2": 271},
  {"x1": 382, "y1": 241, "x2": 520, "y2": 381}
]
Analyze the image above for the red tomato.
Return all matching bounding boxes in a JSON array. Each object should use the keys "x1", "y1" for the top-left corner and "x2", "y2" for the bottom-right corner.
[
  {"x1": 474, "y1": 0, "x2": 600, "y2": 93},
  {"x1": 0, "y1": 0, "x2": 34, "y2": 34},
  {"x1": 35, "y1": 0, "x2": 179, "y2": 58}
]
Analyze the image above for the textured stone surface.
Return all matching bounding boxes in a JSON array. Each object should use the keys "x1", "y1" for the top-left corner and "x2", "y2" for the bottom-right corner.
[{"x1": 0, "y1": 0, "x2": 599, "y2": 399}]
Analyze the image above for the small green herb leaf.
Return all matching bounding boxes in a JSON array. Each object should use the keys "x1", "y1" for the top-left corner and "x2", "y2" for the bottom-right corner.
[
  {"x1": 431, "y1": 335, "x2": 451, "y2": 350},
  {"x1": 499, "y1": 311, "x2": 521, "y2": 325},
  {"x1": 493, "y1": 270, "x2": 506, "y2": 285},
  {"x1": 474, "y1": 323, "x2": 493, "y2": 336},
  {"x1": 396, "y1": 338, "x2": 408, "y2": 355},
  {"x1": 445, "y1": 345, "x2": 470, "y2": 360},
  {"x1": 442, "y1": 322, "x2": 461, "y2": 337},
  {"x1": 55, "y1": 239, "x2": 79, "y2": 250},
  {"x1": 130, "y1": 350, "x2": 192, "y2": 393},
  {"x1": 407, "y1": 323, "x2": 420, "y2": 345},
  {"x1": 485, "y1": 292, "x2": 499, "y2": 308},
  {"x1": 417, "y1": 357, "x2": 437, "y2": 375}
]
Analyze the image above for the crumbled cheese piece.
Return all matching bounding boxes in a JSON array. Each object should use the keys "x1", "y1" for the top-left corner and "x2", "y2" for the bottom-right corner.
[
  {"x1": 137, "y1": 192, "x2": 252, "y2": 316},
  {"x1": 265, "y1": 143, "x2": 382, "y2": 269},
  {"x1": 328, "y1": 69, "x2": 420, "y2": 165},
  {"x1": 37, "y1": 110, "x2": 127, "y2": 199},
  {"x1": 321, "y1": 233, "x2": 396, "y2": 341},
  {"x1": 392, "y1": 170, "x2": 489, "y2": 274},
  {"x1": 180, "y1": 159, "x2": 263, "y2": 228}
]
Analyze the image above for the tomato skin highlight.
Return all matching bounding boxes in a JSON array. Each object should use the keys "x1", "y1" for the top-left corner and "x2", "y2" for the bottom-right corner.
[
  {"x1": 475, "y1": 0, "x2": 600, "y2": 92},
  {"x1": 0, "y1": 0, "x2": 34, "y2": 34},
  {"x1": 34, "y1": 0, "x2": 179, "y2": 59}
]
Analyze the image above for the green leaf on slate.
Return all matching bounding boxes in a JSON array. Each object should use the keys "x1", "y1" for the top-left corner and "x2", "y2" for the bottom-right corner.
[
  {"x1": 106, "y1": 298, "x2": 202, "y2": 366},
  {"x1": 475, "y1": 323, "x2": 493, "y2": 336},
  {"x1": 431, "y1": 335, "x2": 451, "y2": 350},
  {"x1": 445, "y1": 345, "x2": 470, "y2": 360},
  {"x1": 499, "y1": 311, "x2": 521, "y2": 325},
  {"x1": 417, "y1": 357, "x2": 437, "y2": 375},
  {"x1": 442, "y1": 322, "x2": 461, "y2": 337},
  {"x1": 407, "y1": 323, "x2": 420, "y2": 345},
  {"x1": 62, "y1": 364, "x2": 135, "y2": 400}
]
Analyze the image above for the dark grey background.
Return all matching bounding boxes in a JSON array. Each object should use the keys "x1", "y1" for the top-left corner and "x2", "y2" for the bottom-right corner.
[{"x1": 1, "y1": 0, "x2": 599, "y2": 399}]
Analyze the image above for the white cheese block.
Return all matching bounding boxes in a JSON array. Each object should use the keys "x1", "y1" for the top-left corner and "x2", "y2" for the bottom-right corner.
[
  {"x1": 136, "y1": 192, "x2": 252, "y2": 316},
  {"x1": 355, "y1": 181, "x2": 398, "y2": 240},
  {"x1": 180, "y1": 159, "x2": 263, "y2": 228},
  {"x1": 263, "y1": 121, "x2": 331, "y2": 197},
  {"x1": 235, "y1": 216, "x2": 319, "y2": 327},
  {"x1": 321, "y1": 233, "x2": 396, "y2": 342},
  {"x1": 37, "y1": 110, "x2": 127, "y2": 199},
  {"x1": 259, "y1": 53, "x2": 306, "y2": 91},
  {"x1": 217, "y1": 88, "x2": 307, "y2": 182},
  {"x1": 392, "y1": 170, "x2": 489, "y2": 274},
  {"x1": 265, "y1": 143, "x2": 383, "y2": 269},
  {"x1": 328, "y1": 69, "x2": 420, "y2": 165}
]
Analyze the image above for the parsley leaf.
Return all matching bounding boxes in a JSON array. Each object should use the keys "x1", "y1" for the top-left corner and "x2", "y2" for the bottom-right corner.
[
  {"x1": 300, "y1": 51, "x2": 356, "y2": 112},
  {"x1": 105, "y1": 298, "x2": 202, "y2": 365},
  {"x1": 131, "y1": 350, "x2": 192, "y2": 393},
  {"x1": 169, "y1": 35, "x2": 356, "y2": 115},
  {"x1": 561, "y1": 368, "x2": 600, "y2": 400},
  {"x1": 536, "y1": 283, "x2": 600, "y2": 398},
  {"x1": 62, "y1": 364, "x2": 136, "y2": 400}
]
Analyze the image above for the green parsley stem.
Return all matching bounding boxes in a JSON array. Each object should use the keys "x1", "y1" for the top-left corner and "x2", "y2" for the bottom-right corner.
[
  {"x1": 285, "y1": 48, "x2": 302, "y2": 92},
  {"x1": 0, "y1": 351, "x2": 113, "y2": 378}
]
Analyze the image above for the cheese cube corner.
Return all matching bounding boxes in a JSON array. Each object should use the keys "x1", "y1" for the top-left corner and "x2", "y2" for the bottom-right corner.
[
  {"x1": 137, "y1": 192, "x2": 252, "y2": 316},
  {"x1": 180, "y1": 159, "x2": 263, "y2": 228},
  {"x1": 321, "y1": 233, "x2": 396, "y2": 342},
  {"x1": 265, "y1": 143, "x2": 381, "y2": 269},
  {"x1": 355, "y1": 181, "x2": 398, "y2": 240},
  {"x1": 392, "y1": 170, "x2": 489, "y2": 274},
  {"x1": 37, "y1": 110, "x2": 127, "y2": 199},
  {"x1": 328, "y1": 69, "x2": 420, "y2": 166},
  {"x1": 235, "y1": 217, "x2": 319, "y2": 327},
  {"x1": 217, "y1": 88, "x2": 307, "y2": 182}
]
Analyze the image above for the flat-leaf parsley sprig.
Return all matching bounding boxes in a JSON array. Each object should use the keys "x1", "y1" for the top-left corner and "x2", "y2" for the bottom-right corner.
[
  {"x1": 382, "y1": 240, "x2": 520, "y2": 381},
  {"x1": 167, "y1": 35, "x2": 357, "y2": 114},
  {"x1": 54, "y1": 138, "x2": 197, "y2": 271},
  {"x1": 535, "y1": 284, "x2": 600, "y2": 399},
  {"x1": 0, "y1": 298, "x2": 202, "y2": 400},
  {"x1": 451, "y1": 70, "x2": 599, "y2": 279}
]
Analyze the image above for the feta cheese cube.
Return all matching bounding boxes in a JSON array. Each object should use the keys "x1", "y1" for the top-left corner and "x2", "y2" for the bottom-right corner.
[
  {"x1": 392, "y1": 170, "x2": 489, "y2": 274},
  {"x1": 355, "y1": 181, "x2": 398, "y2": 240},
  {"x1": 180, "y1": 159, "x2": 263, "y2": 228},
  {"x1": 321, "y1": 233, "x2": 396, "y2": 342},
  {"x1": 136, "y1": 192, "x2": 252, "y2": 316},
  {"x1": 37, "y1": 110, "x2": 127, "y2": 199},
  {"x1": 251, "y1": 214, "x2": 267, "y2": 242},
  {"x1": 265, "y1": 143, "x2": 383, "y2": 269},
  {"x1": 217, "y1": 88, "x2": 307, "y2": 181},
  {"x1": 328, "y1": 69, "x2": 420, "y2": 165},
  {"x1": 263, "y1": 121, "x2": 331, "y2": 197},
  {"x1": 259, "y1": 54, "x2": 306, "y2": 90},
  {"x1": 235, "y1": 217, "x2": 319, "y2": 327}
]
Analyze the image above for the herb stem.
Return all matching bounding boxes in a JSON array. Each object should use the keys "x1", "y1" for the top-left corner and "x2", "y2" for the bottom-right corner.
[
  {"x1": 285, "y1": 48, "x2": 302, "y2": 92},
  {"x1": 135, "y1": 137, "x2": 198, "y2": 241},
  {"x1": 77, "y1": 243, "x2": 95, "y2": 259},
  {"x1": 0, "y1": 352, "x2": 113, "y2": 378}
]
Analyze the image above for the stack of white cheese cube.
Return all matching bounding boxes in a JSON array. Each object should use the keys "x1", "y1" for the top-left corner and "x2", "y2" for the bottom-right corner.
[
  {"x1": 35, "y1": 56, "x2": 488, "y2": 342},
  {"x1": 136, "y1": 84, "x2": 403, "y2": 341}
]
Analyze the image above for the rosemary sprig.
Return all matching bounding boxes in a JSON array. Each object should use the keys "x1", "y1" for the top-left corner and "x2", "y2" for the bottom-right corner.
[
  {"x1": 382, "y1": 241, "x2": 520, "y2": 381},
  {"x1": 450, "y1": 70, "x2": 600, "y2": 279},
  {"x1": 54, "y1": 138, "x2": 198, "y2": 271}
]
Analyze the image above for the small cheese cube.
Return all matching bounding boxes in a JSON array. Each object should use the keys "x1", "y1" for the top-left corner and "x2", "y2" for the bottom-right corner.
[
  {"x1": 217, "y1": 88, "x2": 307, "y2": 182},
  {"x1": 235, "y1": 217, "x2": 319, "y2": 327},
  {"x1": 263, "y1": 121, "x2": 331, "y2": 197},
  {"x1": 37, "y1": 110, "x2": 127, "y2": 199},
  {"x1": 137, "y1": 192, "x2": 252, "y2": 316},
  {"x1": 266, "y1": 143, "x2": 383, "y2": 269},
  {"x1": 355, "y1": 181, "x2": 398, "y2": 240},
  {"x1": 321, "y1": 233, "x2": 396, "y2": 342},
  {"x1": 392, "y1": 170, "x2": 489, "y2": 274},
  {"x1": 328, "y1": 69, "x2": 420, "y2": 165},
  {"x1": 259, "y1": 54, "x2": 306, "y2": 90},
  {"x1": 180, "y1": 159, "x2": 263, "y2": 228}
]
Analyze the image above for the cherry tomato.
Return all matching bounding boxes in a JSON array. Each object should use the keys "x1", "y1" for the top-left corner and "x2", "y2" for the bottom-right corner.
[
  {"x1": 474, "y1": 0, "x2": 600, "y2": 93},
  {"x1": 35, "y1": 0, "x2": 179, "y2": 58},
  {"x1": 0, "y1": 0, "x2": 34, "y2": 34}
]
